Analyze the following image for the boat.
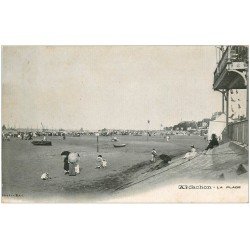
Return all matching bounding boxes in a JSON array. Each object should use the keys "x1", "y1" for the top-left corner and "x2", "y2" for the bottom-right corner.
[
  {"x1": 113, "y1": 144, "x2": 126, "y2": 148},
  {"x1": 31, "y1": 141, "x2": 52, "y2": 146}
]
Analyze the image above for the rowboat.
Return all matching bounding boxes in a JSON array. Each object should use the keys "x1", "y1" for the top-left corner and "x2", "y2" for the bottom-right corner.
[
  {"x1": 113, "y1": 144, "x2": 126, "y2": 148},
  {"x1": 31, "y1": 141, "x2": 52, "y2": 146}
]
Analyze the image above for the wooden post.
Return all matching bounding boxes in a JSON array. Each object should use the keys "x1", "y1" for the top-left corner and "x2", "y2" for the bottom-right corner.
[
  {"x1": 97, "y1": 136, "x2": 99, "y2": 152},
  {"x1": 96, "y1": 133, "x2": 99, "y2": 153},
  {"x1": 246, "y1": 70, "x2": 249, "y2": 121},
  {"x1": 242, "y1": 123, "x2": 244, "y2": 144},
  {"x1": 222, "y1": 91, "x2": 225, "y2": 113},
  {"x1": 147, "y1": 120, "x2": 150, "y2": 142},
  {"x1": 245, "y1": 70, "x2": 249, "y2": 145},
  {"x1": 226, "y1": 90, "x2": 229, "y2": 137}
]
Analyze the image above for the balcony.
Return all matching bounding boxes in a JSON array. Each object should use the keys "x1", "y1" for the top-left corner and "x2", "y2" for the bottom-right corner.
[{"x1": 213, "y1": 46, "x2": 248, "y2": 90}]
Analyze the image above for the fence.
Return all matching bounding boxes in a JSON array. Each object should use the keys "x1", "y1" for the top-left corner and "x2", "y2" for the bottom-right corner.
[{"x1": 228, "y1": 120, "x2": 248, "y2": 145}]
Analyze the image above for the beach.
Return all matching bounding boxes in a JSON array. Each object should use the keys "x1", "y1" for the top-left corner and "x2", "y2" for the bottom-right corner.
[{"x1": 2, "y1": 134, "x2": 208, "y2": 202}]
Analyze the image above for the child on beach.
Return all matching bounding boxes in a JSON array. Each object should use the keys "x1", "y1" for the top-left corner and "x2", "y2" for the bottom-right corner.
[
  {"x1": 151, "y1": 149, "x2": 157, "y2": 162},
  {"x1": 41, "y1": 172, "x2": 51, "y2": 180},
  {"x1": 96, "y1": 155, "x2": 107, "y2": 168},
  {"x1": 75, "y1": 163, "x2": 80, "y2": 174}
]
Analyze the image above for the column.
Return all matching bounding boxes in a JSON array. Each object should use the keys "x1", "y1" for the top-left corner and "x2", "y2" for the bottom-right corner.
[
  {"x1": 222, "y1": 91, "x2": 225, "y2": 113},
  {"x1": 226, "y1": 90, "x2": 229, "y2": 137}
]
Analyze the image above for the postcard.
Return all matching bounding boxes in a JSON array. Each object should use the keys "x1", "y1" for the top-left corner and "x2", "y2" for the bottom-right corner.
[{"x1": 1, "y1": 45, "x2": 248, "y2": 203}]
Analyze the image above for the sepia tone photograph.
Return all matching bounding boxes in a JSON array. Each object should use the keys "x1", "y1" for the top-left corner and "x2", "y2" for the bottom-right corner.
[{"x1": 1, "y1": 45, "x2": 249, "y2": 203}]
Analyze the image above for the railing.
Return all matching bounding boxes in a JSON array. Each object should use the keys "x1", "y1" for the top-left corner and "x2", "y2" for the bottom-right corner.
[
  {"x1": 230, "y1": 46, "x2": 248, "y2": 62},
  {"x1": 214, "y1": 46, "x2": 248, "y2": 86},
  {"x1": 214, "y1": 46, "x2": 230, "y2": 83},
  {"x1": 228, "y1": 120, "x2": 248, "y2": 145}
]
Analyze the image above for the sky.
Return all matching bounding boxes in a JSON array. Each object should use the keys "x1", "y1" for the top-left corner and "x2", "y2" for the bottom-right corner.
[{"x1": 2, "y1": 46, "x2": 222, "y2": 130}]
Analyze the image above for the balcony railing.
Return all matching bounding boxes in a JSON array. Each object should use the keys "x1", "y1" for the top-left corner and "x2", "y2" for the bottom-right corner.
[
  {"x1": 228, "y1": 120, "x2": 248, "y2": 145},
  {"x1": 214, "y1": 46, "x2": 248, "y2": 84},
  {"x1": 214, "y1": 47, "x2": 229, "y2": 83},
  {"x1": 230, "y1": 46, "x2": 248, "y2": 63}
]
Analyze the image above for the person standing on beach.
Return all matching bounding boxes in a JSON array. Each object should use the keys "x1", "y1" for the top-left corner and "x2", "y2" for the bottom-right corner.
[
  {"x1": 151, "y1": 149, "x2": 157, "y2": 162},
  {"x1": 74, "y1": 153, "x2": 80, "y2": 174},
  {"x1": 68, "y1": 152, "x2": 80, "y2": 176},
  {"x1": 64, "y1": 155, "x2": 70, "y2": 174}
]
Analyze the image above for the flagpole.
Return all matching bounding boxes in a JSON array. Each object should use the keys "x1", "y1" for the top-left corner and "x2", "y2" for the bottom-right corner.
[
  {"x1": 96, "y1": 132, "x2": 99, "y2": 153},
  {"x1": 147, "y1": 126, "x2": 148, "y2": 142},
  {"x1": 147, "y1": 120, "x2": 150, "y2": 142}
]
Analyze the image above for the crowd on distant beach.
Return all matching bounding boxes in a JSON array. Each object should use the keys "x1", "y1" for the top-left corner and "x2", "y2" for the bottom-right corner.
[{"x1": 1, "y1": 128, "x2": 181, "y2": 141}]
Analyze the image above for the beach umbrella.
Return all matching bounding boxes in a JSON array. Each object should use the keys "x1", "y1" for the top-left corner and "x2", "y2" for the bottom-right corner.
[
  {"x1": 68, "y1": 152, "x2": 80, "y2": 163},
  {"x1": 61, "y1": 151, "x2": 70, "y2": 156}
]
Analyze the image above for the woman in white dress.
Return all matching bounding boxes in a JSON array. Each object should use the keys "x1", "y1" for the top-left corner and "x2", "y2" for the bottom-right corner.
[{"x1": 183, "y1": 145, "x2": 197, "y2": 160}]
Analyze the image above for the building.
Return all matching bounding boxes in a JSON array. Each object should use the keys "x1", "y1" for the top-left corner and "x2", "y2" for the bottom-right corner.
[{"x1": 213, "y1": 46, "x2": 248, "y2": 145}]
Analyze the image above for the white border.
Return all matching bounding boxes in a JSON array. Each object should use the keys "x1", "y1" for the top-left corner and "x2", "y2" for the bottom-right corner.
[{"x1": 1, "y1": 1, "x2": 250, "y2": 250}]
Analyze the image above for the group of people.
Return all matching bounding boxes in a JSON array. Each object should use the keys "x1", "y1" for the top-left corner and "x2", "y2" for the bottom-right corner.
[
  {"x1": 2, "y1": 133, "x2": 11, "y2": 141},
  {"x1": 152, "y1": 133, "x2": 220, "y2": 163},
  {"x1": 96, "y1": 155, "x2": 107, "y2": 168},
  {"x1": 62, "y1": 152, "x2": 80, "y2": 176},
  {"x1": 62, "y1": 152, "x2": 108, "y2": 176},
  {"x1": 60, "y1": 133, "x2": 220, "y2": 176},
  {"x1": 183, "y1": 133, "x2": 219, "y2": 160}
]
